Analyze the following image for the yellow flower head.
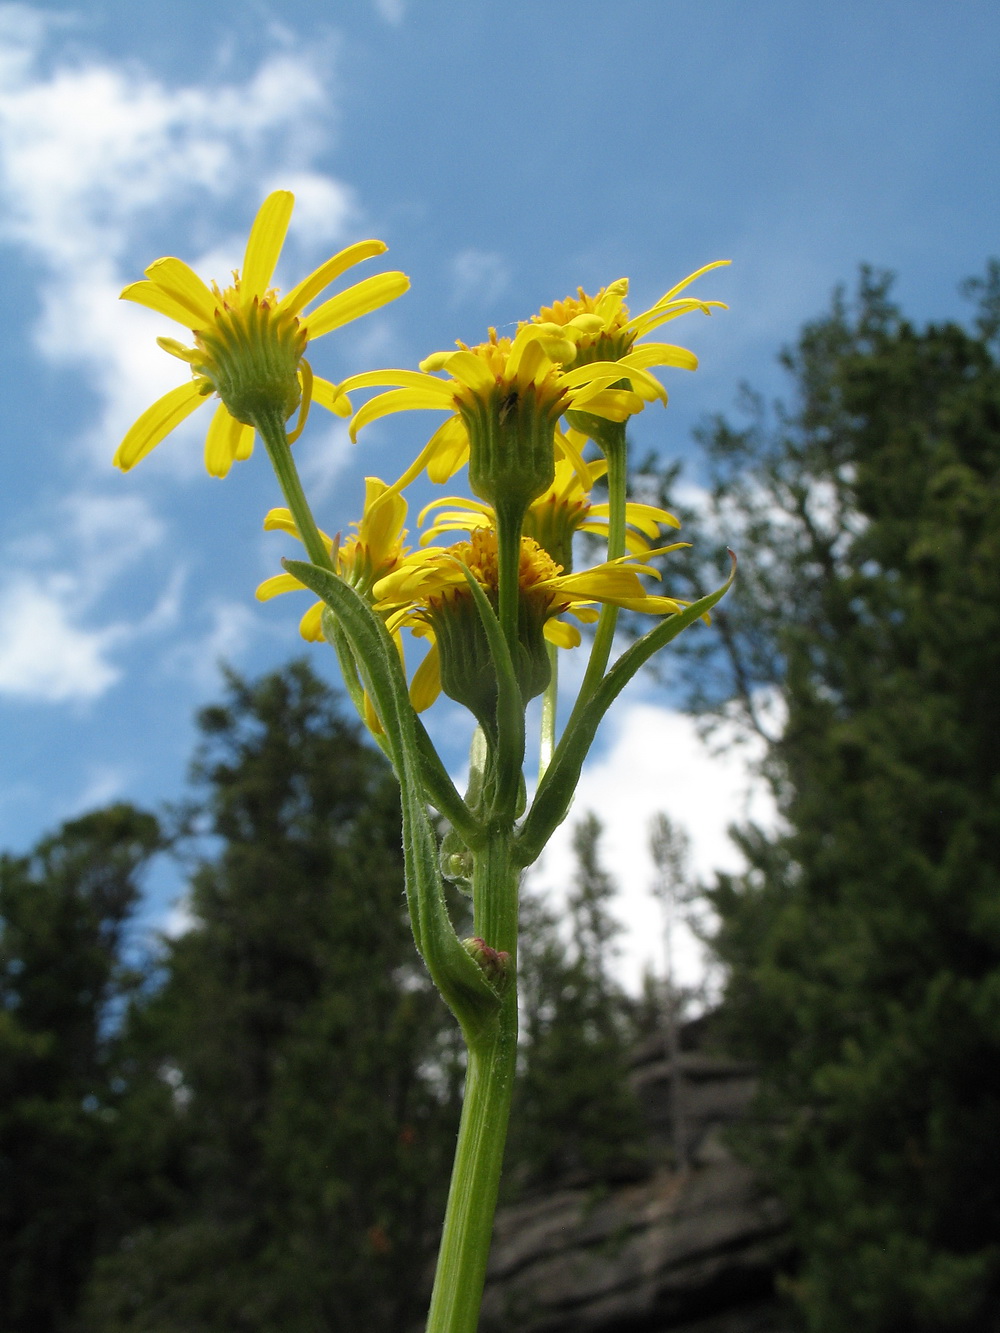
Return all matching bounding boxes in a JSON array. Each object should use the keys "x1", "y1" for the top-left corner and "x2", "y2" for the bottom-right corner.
[
  {"x1": 114, "y1": 191, "x2": 410, "y2": 477},
  {"x1": 372, "y1": 527, "x2": 685, "y2": 723},
  {"x1": 418, "y1": 449, "x2": 681, "y2": 572},
  {"x1": 528, "y1": 262, "x2": 730, "y2": 420},
  {"x1": 256, "y1": 477, "x2": 409, "y2": 640},
  {"x1": 338, "y1": 322, "x2": 667, "y2": 510}
]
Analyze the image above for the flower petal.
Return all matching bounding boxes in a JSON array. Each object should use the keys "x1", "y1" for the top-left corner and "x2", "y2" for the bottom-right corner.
[
  {"x1": 409, "y1": 641, "x2": 442, "y2": 712},
  {"x1": 263, "y1": 508, "x2": 298, "y2": 537},
  {"x1": 622, "y1": 342, "x2": 699, "y2": 373},
  {"x1": 306, "y1": 272, "x2": 410, "y2": 339},
  {"x1": 350, "y1": 388, "x2": 452, "y2": 441},
  {"x1": 256, "y1": 572, "x2": 305, "y2": 601},
  {"x1": 143, "y1": 257, "x2": 217, "y2": 325},
  {"x1": 340, "y1": 368, "x2": 452, "y2": 395},
  {"x1": 120, "y1": 279, "x2": 202, "y2": 328},
  {"x1": 278, "y1": 239, "x2": 389, "y2": 316},
  {"x1": 424, "y1": 416, "x2": 470, "y2": 483},
  {"x1": 438, "y1": 349, "x2": 496, "y2": 395},
  {"x1": 312, "y1": 375, "x2": 353, "y2": 418},
  {"x1": 241, "y1": 191, "x2": 294, "y2": 301},
  {"x1": 204, "y1": 402, "x2": 252, "y2": 478},
  {"x1": 299, "y1": 601, "x2": 326, "y2": 641},
  {"x1": 113, "y1": 380, "x2": 206, "y2": 471},
  {"x1": 543, "y1": 618, "x2": 582, "y2": 649}
]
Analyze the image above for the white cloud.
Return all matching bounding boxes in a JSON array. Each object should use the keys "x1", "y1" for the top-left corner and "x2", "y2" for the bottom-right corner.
[
  {"x1": 0, "y1": 489, "x2": 176, "y2": 703},
  {"x1": 373, "y1": 0, "x2": 407, "y2": 25},
  {"x1": 0, "y1": 578, "x2": 121, "y2": 701},
  {"x1": 450, "y1": 248, "x2": 510, "y2": 308},
  {"x1": 0, "y1": 21, "x2": 353, "y2": 472},
  {"x1": 528, "y1": 698, "x2": 776, "y2": 994}
]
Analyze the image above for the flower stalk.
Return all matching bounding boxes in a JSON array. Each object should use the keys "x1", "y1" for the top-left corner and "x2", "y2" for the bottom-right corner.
[{"x1": 113, "y1": 189, "x2": 731, "y2": 1333}]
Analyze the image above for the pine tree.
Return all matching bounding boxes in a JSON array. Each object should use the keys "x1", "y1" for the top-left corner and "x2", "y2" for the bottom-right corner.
[
  {"x1": 509, "y1": 813, "x2": 647, "y2": 1191},
  {"x1": 85, "y1": 663, "x2": 463, "y2": 1333},
  {"x1": 640, "y1": 265, "x2": 1000, "y2": 1330},
  {"x1": 0, "y1": 804, "x2": 160, "y2": 1333}
]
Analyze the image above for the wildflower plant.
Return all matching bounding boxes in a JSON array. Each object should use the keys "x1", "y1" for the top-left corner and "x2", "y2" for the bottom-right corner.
[{"x1": 116, "y1": 190, "x2": 734, "y2": 1333}]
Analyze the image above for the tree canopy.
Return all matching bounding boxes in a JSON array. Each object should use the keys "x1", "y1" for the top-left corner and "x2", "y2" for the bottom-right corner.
[{"x1": 641, "y1": 264, "x2": 1000, "y2": 1330}]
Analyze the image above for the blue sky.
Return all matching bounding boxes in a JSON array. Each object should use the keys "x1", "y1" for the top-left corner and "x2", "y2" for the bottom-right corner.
[{"x1": 1, "y1": 0, "x2": 996, "y2": 975}]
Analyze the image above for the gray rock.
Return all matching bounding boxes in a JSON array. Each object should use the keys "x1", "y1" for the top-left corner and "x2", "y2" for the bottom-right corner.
[{"x1": 480, "y1": 1045, "x2": 792, "y2": 1333}]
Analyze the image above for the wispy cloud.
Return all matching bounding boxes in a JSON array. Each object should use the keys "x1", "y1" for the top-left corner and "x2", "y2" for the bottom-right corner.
[{"x1": 449, "y1": 248, "x2": 510, "y2": 309}]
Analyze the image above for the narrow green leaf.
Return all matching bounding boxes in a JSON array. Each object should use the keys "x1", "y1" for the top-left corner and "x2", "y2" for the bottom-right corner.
[{"x1": 285, "y1": 559, "x2": 501, "y2": 1033}]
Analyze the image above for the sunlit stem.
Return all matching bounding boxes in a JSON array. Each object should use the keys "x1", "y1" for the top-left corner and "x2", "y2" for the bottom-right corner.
[
  {"x1": 577, "y1": 420, "x2": 628, "y2": 703},
  {"x1": 494, "y1": 499, "x2": 524, "y2": 661},
  {"x1": 425, "y1": 829, "x2": 519, "y2": 1333},
  {"x1": 253, "y1": 405, "x2": 336, "y2": 574},
  {"x1": 538, "y1": 640, "x2": 559, "y2": 782}
]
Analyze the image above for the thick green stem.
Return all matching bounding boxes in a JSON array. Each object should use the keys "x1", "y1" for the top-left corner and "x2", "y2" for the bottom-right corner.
[
  {"x1": 254, "y1": 406, "x2": 335, "y2": 573},
  {"x1": 425, "y1": 830, "x2": 519, "y2": 1333},
  {"x1": 493, "y1": 501, "x2": 524, "y2": 663}
]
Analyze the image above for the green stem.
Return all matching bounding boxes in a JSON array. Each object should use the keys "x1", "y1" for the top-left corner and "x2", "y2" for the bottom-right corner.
[
  {"x1": 425, "y1": 830, "x2": 519, "y2": 1333},
  {"x1": 538, "y1": 639, "x2": 558, "y2": 782},
  {"x1": 254, "y1": 406, "x2": 335, "y2": 573},
  {"x1": 494, "y1": 500, "x2": 524, "y2": 663}
]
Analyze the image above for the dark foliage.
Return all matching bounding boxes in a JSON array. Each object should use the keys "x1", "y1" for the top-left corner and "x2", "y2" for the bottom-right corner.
[{"x1": 639, "y1": 264, "x2": 1000, "y2": 1331}]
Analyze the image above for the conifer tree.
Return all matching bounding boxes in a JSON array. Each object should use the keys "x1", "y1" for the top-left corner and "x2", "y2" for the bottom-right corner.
[
  {"x1": 85, "y1": 663, "x2": 463, "y2": 1333},
  {"x1": 510, "y1": 813, "x2": 647, "y2": 1191},
  {"x1": 641, "y1": 266, "x2": 1000, "y2": 1330},
  {"x1": 0, "y1": 804, "x2": 159, "y2": 1333}
]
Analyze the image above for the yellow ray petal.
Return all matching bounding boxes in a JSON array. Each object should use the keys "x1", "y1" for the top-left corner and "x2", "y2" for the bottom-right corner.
[
  {"x1": 278, "y1": 239, "x2": 388, "y2": 316},
  {"x1": 543, "y1": 618, "x2": 582, "y2": 649},
  {"x1": 409, "y1": 641, "x2": 442, "y2": 712},
  {"x1": 143, "y1": 257, "x2": 217, "y2": 325},
  {"x1": 256, "y1": 572, "x2": 305, "y2": 601},
  {"x1": 571, "y1": 386, "x2": 645, "y2": 420},
  {"x1": 622, "y1": 343, "x2": 699, "y2": 373},
  {"x1": 311, "y1": 375, "x2": 352, "y2": 418},
  {"x1": 113, "y1": 380, "x2": 206, "y2": 471},
  {"x1": 298, "y1": 601, "x2": 325, "y2": 641},
  {"x1": 263, "y1": 508, "x2": 298, "y2": 536},
  {"x1": 424, "y1": 416, "x2": 470, "y2": 483},
  {"x1": 120, "y1": 279, "x2": 201, "y2": 328},
  {"x1": 306, "y1": 271, "x2": 410, "y2": 338},
  {"x1": 241, "y1": 191, "x2": 294, "y2": 302},
  {"x1": 645, "y1": 260, "x2": 731, "y2": 309},
  {"x1": 350, "y1": 388, "x2": 453, "y2": 441},
  {"x1": 340, "y1": 368, "x2": 451, "y2": 395},
  {"x1": 204, "y1": 402, "x2": 251, "y2": 478},
  {"x1": 630, "y1": 297, "x2": 728, "y2": 339},
  {"x1": 417, "y1": 495, "x2": 490, "y2": 527},
  {"x1": 437, "y1": 349, "x2": 496, "y2": 395}
]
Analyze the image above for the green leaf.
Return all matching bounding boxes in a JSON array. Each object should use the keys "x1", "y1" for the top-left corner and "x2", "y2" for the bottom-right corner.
[{"x1": 285, "y1": 559, "x2": 501, "y2": 1034}]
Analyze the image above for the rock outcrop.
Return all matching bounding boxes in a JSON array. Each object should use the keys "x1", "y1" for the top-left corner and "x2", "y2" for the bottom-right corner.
[{"x1": 480, "y1": 1040, "x2": 792, "y2": 1333}]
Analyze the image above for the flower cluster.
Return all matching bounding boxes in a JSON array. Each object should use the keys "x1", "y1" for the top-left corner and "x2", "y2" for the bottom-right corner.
[{"x1": 114, "y1": 189, "x2": 734, "y2": 1333}]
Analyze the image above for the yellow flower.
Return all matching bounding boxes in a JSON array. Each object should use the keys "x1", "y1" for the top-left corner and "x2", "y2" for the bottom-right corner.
[
  {"x1": 256, "y1": 476, "x2": 410, "y2": 640},
  {"x1": 114, "y1": 191, "x2": 410, "y2": 477},
  {"x1": 338, "y1": 323, "x2": 667, "y2": 507},
  {"x1": 373, "y1": 527, "x2": 685, "y2": 719},
  {"x1": 418, "y1": 450, "x2": 681, "y2": 572},
  {"x1": 528, "y1": 262, "x2": 730, "y2": 415}
]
